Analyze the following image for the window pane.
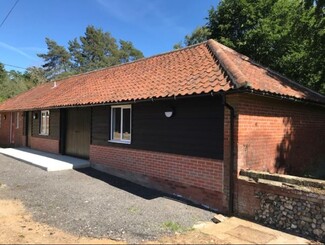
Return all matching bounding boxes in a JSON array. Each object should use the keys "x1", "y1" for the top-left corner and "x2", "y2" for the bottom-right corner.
[
  {"x1": 41, "y1": 113, "x2": 46, "y2": 134},
  {"x1": 122, "y1": 108, "x2": 131, "y2": 140},
  {"x1": 45, "y1": 111, "x2": 49, "y2": 134},
  {"x1": 16, "y1": 112, "x2": 19, "y2": 129},
  {"x1": 40, "y1": 111, "x2": 49, "y2": 135},
  {"x1": 112, "y1": 108, "x2": 121, "y2": 140},
  {"x1": 41, "y1": 114, "x2": 43, "y2": 133}
]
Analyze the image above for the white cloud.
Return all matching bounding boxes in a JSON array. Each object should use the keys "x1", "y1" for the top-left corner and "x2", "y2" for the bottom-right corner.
[
  {"x1": 20, "y1": 46, "x2": 47, "y2": 53},
  {"x1": 0, "y1": 42, "x2": 39, "y2": 61}
]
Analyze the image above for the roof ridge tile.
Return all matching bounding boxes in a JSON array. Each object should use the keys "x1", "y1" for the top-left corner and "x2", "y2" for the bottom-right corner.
[{"x1": 207, "y1": 39, "x2": 249, "y2": 89}]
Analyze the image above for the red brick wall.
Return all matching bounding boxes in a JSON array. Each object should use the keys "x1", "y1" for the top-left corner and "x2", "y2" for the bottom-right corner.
[
  {"x1": 223, "y1": 107, "x2": 232, "y2": 210},
  {"x1": 227, "y1": 93, "x2": 325, "y2": 177},
  {"x1": 0, "y1": 112, "x2": 10, "y2": 146},
  {"x1": 90, "y1": 145, "x2": 226, "y2": 211},
  {"x1": 30, "y1": 137, "x2": 59, "y2": 154},
  {"x1": 0, "y1": 112, "x2": 25, "y2": 147}
]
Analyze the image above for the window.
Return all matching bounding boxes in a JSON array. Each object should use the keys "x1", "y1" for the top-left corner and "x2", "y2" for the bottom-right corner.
[
  {"x1": 16, "y1": 112, "x2": 19, "y2": 129},
  {"x1": 39, "y1": 110, "x2": 50, "y2": 135},
  {"x1": 110, "y1": 105, "x2": 131, "y2": 144}
]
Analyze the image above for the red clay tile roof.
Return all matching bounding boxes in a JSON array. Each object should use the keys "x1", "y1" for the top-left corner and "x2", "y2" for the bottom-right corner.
[{"x1": 0, "y1": 39, "x2": 324, "y2": 111}]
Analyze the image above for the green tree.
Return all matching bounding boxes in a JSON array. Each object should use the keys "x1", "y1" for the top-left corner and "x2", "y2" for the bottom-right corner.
[
  {"x1": 0, "y1": 63, "x2": 48, "y2": 102},
  {"x1": 82, "y1": 26, "x2": 119, "y2": 69},
  {"x1": 174, "y1": 26, "x2": 211, "y2": 49},
  {"x1": 0, "y1": 63, "x2": 9, "y2": 102},
  {"x1": 179, "y1": 0, "x2": 325, "y2": 94},
  {"x1": 36, "y1": 26, "x2": 144, "y2": 79},
  {"x1": 173, "y1": 42, "x2": 183, "y2": 50},
  {"x1": 0, "y1": 63, "x2": 7, "y2": 82},
  {"x1": 6, "y1": 70, "x2": 31, "y2": 97},
  {"x1": 69, "y1": 26, "x2": 119, "y2": 71},
  {"x1": 68, "y1": 26, "x2": 143, "y2": 73},
  {"x1": 37, "y1": 38, "x2": 71, "y2": 80},
  {"x1": 25, "y1": 66, "x2": 47, "y2": 85},
  {"x1": 210, "y1": 0, "x2": 325, "y2": 93},
  {"x1": 118, "y1": 40, "x2": 144, "y2": 63},
  {"x1": 68, "y1": 38, "x2": 84, "y2": 72}
]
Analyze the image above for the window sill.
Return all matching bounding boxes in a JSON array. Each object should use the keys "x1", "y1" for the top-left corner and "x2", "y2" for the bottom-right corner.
[
  {"x1": 39, "y1": 133, "x2": 49, "y2": 136},
  {"x1": 108, "y1": 140, "x2": 131, "y2": 145}
]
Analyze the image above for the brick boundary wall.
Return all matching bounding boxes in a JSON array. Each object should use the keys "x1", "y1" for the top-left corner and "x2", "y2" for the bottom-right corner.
[
  {"x1": 30, "y1": 137, "x2": 59, "y2": 154},
  {"x1": 235, "y1": 175, "x2": 325, "y2": 242},
  {"x1": 90, "y1": 144, "x2": 226, "y2": 211},
  {"x1": 227, "y1": 93, "x2": 325, "y2": 176}
]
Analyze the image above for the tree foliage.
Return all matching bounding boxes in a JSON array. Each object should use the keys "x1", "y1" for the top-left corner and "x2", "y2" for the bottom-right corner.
[
  {"x1": 0, "y1": 26, "x2": 144, "y2": 101},
  {"x1": 174, "y1": 26, "x2": 211, "y2": 49},
  {"x1": 177, "y1": 0, "x2": 325, "y2": 94},
  {"x1": 69, "y1": 26, "x2": 119, "y2": 72},
  {"x1": 37, "y1": 38, "x2": 71, "y2": 80},
  {"x1": 39, "y1": 25, "x2": 144, "y2": 79},
  {"x1": 0, "y1": 63, "x2": 45, "y2": 102}
]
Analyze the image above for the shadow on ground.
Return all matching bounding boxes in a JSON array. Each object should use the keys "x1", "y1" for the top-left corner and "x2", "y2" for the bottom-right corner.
[{"x1": 77, "y1": 167, "x2": 210, "y2": 211}]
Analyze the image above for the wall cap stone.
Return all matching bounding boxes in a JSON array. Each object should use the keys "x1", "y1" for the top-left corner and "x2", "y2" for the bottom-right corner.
[{"x1": 240, "y1": 169, "x2": 325, "y2": 190}]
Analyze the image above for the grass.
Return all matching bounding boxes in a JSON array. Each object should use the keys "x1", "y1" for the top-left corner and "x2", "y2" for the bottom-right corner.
[
  {"x1": 162, "y1": 221, "x2": 190, "y2": 233},
  {"x1": 127, "y1": 206, "x2": 139, "y2": 214}
]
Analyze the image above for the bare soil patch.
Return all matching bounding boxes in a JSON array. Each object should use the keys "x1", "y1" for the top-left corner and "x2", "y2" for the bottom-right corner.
[
  {"x1": 0, "y1": 199, "x2": 221, "y2": 244},
  {"x1": 0, "y1": 199, "x2": 123, "y2": 244}
]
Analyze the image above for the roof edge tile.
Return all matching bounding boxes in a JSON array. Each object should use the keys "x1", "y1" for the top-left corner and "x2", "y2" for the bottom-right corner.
[{"x1": 207, "y1": 39, "x2": 249, "y2": 89}]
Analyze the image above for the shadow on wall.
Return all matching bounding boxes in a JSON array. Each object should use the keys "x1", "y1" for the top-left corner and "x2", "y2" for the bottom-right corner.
[{"x1": 275, "y1": 116, "x2": 325, "y2": 179}]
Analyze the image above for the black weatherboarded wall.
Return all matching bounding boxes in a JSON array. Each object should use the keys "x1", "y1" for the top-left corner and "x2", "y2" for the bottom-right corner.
[
  {"x1": 91, "y1": 96, "x2": 224, "y2": 160},
  {"x1": 31, "y1": 109, "x2": 60, "y2": 140}
]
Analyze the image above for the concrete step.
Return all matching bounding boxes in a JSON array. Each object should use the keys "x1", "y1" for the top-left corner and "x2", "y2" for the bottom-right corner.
[{"x1": 0, "y1": 147, "x2": 90, "y2": 171}]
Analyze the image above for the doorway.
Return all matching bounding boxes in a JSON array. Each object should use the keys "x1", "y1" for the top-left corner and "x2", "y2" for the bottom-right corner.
[
  {"x1": 26, "y1": 112, "x2": 32, "y2": 147},
  {"x1": 65, "y1": 108, "x2": 91, "y2": 159}
]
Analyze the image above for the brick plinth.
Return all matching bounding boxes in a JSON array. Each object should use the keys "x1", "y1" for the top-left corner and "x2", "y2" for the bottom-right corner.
[
  {"x1": 90, "y1": 145, "x2": 226, "y2": 211},
  {"x1": 30, "y1": 137, "x2": 59, "y2": 154}
]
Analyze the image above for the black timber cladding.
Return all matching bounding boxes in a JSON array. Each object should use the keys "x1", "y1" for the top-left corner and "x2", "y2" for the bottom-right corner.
[
  {"x1": 92, "y1": 96, "x2": 224, "y2": 160},
  {"x1": 31, "y1": 109, "x2": 60, "y2": 140}
]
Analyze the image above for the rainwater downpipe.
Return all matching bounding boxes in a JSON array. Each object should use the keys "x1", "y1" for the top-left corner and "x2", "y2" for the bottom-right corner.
[{"x1": 223, "y1": 95, "x2": 236, "y2": 215}]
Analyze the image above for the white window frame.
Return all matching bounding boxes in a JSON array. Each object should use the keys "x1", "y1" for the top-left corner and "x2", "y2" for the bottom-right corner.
[
  {"x1": 16, "y1": 112, "x2": 19, "y2": 129},
  {"x1": 39, "y1": 110, "x2": 50, "y2": 136},
  {"x1": 109, "y1": 105, "x2": 132, "y2": 144}
]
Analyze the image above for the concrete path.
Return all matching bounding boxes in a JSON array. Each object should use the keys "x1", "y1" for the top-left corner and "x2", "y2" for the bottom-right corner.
[
  {"x1": 0, "y1": 147, "x2": 90, "y2": 171},
  {"x1": 194, "y1": 217, "x2": 310, "y2": 244}
]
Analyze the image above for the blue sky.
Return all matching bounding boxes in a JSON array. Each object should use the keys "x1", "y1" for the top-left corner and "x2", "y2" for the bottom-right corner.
[{"x1": 0, "y1": 0, "x2": 218, "y2": 72}]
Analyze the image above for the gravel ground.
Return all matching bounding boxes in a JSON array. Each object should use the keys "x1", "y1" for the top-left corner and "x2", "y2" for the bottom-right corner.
[{"x1": 0, "y1": 154, "x2": 214, "y2": 243}]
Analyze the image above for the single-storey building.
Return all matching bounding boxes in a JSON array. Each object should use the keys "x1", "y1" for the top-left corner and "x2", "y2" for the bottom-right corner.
[{"x1": 0, "y1": 39, "x2": 324, "y2": 213}]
